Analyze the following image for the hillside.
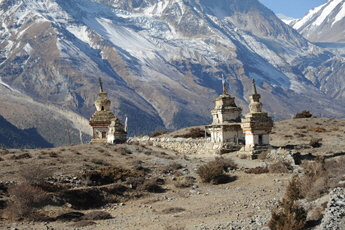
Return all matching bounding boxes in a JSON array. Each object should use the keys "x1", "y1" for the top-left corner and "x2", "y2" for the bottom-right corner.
[
  {"x1": 0, "y1": 115, "x2": 53, "y2": 149},
  {"x1": 2, "y1": 0, "x2": 345, "y2": 142},
  {"x1": 1, "y1": 118, "x2": 345, "y2": 229}
]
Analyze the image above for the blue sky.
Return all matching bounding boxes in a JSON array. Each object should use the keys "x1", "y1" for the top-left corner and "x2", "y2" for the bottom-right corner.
[{"x1": 259, "y1": 0, "x2": 327, "y2": 18}]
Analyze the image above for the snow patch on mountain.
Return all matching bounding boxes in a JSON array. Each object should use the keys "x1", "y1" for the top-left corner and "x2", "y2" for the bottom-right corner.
[
  {"x1": 333, "y1": 2, "x2": 345, "y2": 25},
  {"x1": 314, "y1": 0, "x2": 341, "y2": 26},
  {"x1": 293, "y1": 4, "x2": 325, "y2": 29},
  {"x1": 276, "y1": 14, "x2": 296, "y2": 24}
]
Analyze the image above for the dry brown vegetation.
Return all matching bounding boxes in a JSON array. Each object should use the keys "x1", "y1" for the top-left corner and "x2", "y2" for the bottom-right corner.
[{"x1": 1, "y1": 118, "x2": 345, "y2": 229}]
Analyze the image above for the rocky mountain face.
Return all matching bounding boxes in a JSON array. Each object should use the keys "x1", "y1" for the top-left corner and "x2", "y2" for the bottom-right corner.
[
  {"x1": 291, "y1": 0, "x2": 345, "y2": 43},
  {"x1": 1, "y1": 0, "x2": 345, "y2": 143}
]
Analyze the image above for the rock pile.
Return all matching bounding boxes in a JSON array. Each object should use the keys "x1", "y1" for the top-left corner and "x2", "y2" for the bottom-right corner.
[{"x1": 320, "y1": 187, "x2": 345, "y2": 229}]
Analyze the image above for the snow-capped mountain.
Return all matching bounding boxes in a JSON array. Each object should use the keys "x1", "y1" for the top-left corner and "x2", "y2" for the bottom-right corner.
[
  {"x1": 276, "y1": 13, "x2": 296, "y2": 24},
  {"x1": 1, "y1": 0, "x2": 345, "y2": 140},
  {"x1": 291, "y1": 0, "x2": 345, "y2": 42}
]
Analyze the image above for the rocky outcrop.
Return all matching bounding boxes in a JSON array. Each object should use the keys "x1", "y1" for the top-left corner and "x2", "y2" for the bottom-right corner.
[{"x1": 320, "y1": 187, "x2": 345, "y2": 229}]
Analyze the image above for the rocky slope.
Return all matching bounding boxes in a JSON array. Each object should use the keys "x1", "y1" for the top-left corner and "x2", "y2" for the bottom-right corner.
[{"x1": 1, "y1": 0, "x2": 345, "y2": 141}]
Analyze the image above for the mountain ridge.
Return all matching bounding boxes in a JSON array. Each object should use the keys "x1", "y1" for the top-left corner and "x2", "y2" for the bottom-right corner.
[{"x1": 1, "y1": 0, "x2": 345, "y2": 142}]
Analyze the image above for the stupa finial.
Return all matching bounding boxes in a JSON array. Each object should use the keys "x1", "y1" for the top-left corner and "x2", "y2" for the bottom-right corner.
[
  {"x1": 99, "y1": 78, "x2": 104, "y2": 92},
  {"x1": 222, "y1": 73, "x2": 227, "y2": 94},
  {"x1": 252, "y1": 79, "x2": 257, "y2": 95}
]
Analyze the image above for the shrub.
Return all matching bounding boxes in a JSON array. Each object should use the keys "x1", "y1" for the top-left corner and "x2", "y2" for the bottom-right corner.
[
  {"x1": 307, "y1": 127, "x2": 326, "y2": 132},
  {"x1": 174, "y1": 176, "x2": 195, "y2": 188},
  {"x1": 140, "y1": 178, "x2": 164, "y2": 193},
  {"x1": 162, "y1": 162, "x2": 183, "y2": 174},
  {"x1": 197, "y1": 161, "x2": 224, "y2": 183},
  {"x1": 161, "y1": 207, "x2": 185, "y2": 214},
  {"x1": 81, "y1": 166, "x2": 140, "y2": 186},
  {"x1": 294, "y1": 132, "x2": 306, "y2": 137},
  {"x1": 173, "y1": 128, "x2": 206, "y2": 138},
  {"x1": 309, "y1": 138, "x2": 322, "y2": 148},
  {"x1": 258, "y1": 151, "x2": 268, "y2": 160},
  {"x1": 19, "y1": 164, "x2": 53, "y2": 187},
  {"x1": 285, "y1": 176, "x2": 303, "y2": 201},
  {"x1": 268, "y1": 177, "x2": 307, "y2": 230},
  {"x1": 10, "y1": 153, "x2": 31, "y2": 160},
  {"x1": 4, "y1": 183, "x2": 51, "y2": 220},
  {"x1": 60, "y1": 187, "x2": 107, "y2": 210},
  {"x1": 164, "y1": 225, "x2": 186, "y2": 230},
  {"x1": 81, "y1": 211, "x2": 112, "y2": 220},
  {"x1": 269, "y1": 162, "x2": 291, "y2": 173},
  {"x1": 126, "y1": 177, "x2": 145, "y2": 189},
  {"x1": 299, "y1": 159, "x2": 327, "y2": 200},
  {"x1": 150, "y1": 130, "x2": 168, "y2": 137},
  {"x1": 214, "y1": 157, "x2": 238, "y2": 172},
  {"x1": 293, "y1": 110, "x2": 314, "y2": 119},
  {"x1": 69, "y1": 220, "x2": 96, "y2": 227},
  {"x1": 55, "y1": 211, "x2": 85, "y2": 221},
  {"x1": 245, "y1": 167, "x2": 269, "y2": 174},
  {"x1": 268, "y1": 198, "x2": 307, "y2": 230},
  {"x1": 0, "y1": 149, "x2": 10, "y2": 155}
]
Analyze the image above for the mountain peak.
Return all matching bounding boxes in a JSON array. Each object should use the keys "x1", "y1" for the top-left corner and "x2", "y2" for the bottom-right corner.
[{"x1": 291, "y1": 0, "x2": 345, "y2": 42}]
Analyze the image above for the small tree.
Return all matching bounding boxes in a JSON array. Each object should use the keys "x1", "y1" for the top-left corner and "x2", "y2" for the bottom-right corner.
[{"x1": 268, "y1": 177, "x2": 307, "y2": 230}]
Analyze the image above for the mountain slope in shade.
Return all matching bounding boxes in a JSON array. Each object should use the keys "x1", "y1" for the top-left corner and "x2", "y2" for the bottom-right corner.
[
  {"x1": 291, "y1": 0, "x2": 345, "y2": 42},
  {"x1": 0, "y1": 115, "x2": 53, "y2": 149},
  {"x1": 1, "y1": 0, "x2": 345, "y2": 141}
]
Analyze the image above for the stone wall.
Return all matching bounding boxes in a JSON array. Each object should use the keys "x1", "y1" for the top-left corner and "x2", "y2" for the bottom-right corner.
[{"x1": 127, "y1": 136, "x2": 226, "y2": 155}]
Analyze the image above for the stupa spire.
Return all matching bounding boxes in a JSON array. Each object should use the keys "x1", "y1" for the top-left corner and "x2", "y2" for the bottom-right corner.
[
  {"x1": 99, "y1": 78, "x2": 104, "y2": 92},
  {"x1": 252, "y1": 79, "x2": 257, "y2": 95},
  {"x1": 222, "y1": 73, "x2": 227, "y2": 94}
]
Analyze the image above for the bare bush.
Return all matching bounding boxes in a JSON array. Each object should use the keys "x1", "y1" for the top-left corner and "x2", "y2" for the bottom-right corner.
[
  {"x1": 294, "y1": 110, "x2": 314, "y2": 119},
  {"x1": 174, "y1": 176, "x2": 195, "y2": 188},
  {"x1": 4, "y1": 183, "x2": 50, "y2": 220},
  {"x1": 69, "y1": 220, "x2": 96, "y2": 227},
  {"x1": 161, "y1": 207, "x2": 185, "y2": 214},
  {"x1": 150, "y1": 130, "x2": 168, "y2": 137},
  {"x1": 269, "y1": 162, "x2": 291, "y2": 173},
  {"x1": 268, "y1": 177, "x2": 307, "y2": 230},
  {"x1": 268, "y1": 198, "x2": 307, "y2": 230},
  {"x1": 10, "y1": 153, "x2": 31, "y2": 160},
  {"x1": 309, "y1": 138, "x2": 322, "y2": 148},
  {"x1": 214, "y1": 157, "x2": 238, "y2": 172},
  {"x1": 258, "y1": 151, "x2": 268, "y2": 160},
  {"x1": 19, "y1": 164, "x2": 53, "y2": 187},
  {"x1": 81, "y1": 166, "x2": 141, "y2": 186},
  {"x1": 197, "y1": 161, "x2": 224, "y2": 183},
  {"x1": 245, "y1": 167, "x2": 269, "y2": 174},
  {"x1": 162, "y1": 162, "x2": 183, "y2": 174},
  {"x1": 164, "y1": 224, "x2": 186, "y2": 230},
  {"x1": 81, "y1": 211, "x2": 112, "y2": 220},
  {"x1": 307, "y1": 127, "x2": 327, "y2": 133},
  {"x1": 140, "y1": 178, "x2": 164, "y2": 193},
  {"x1": 173, "y1": 128, "x2": 206, "y2": 138}
]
